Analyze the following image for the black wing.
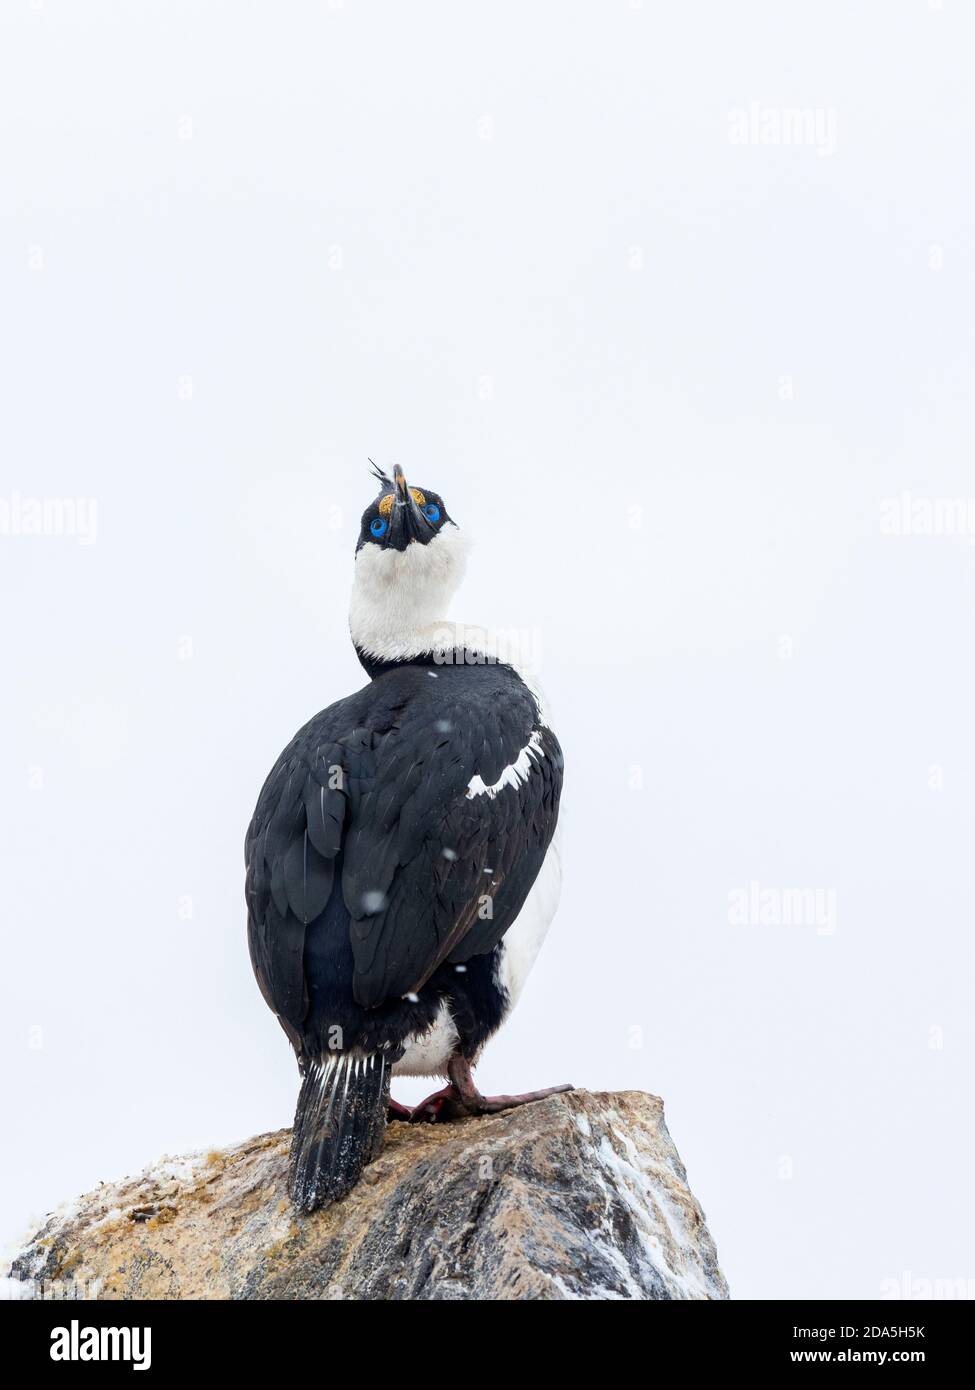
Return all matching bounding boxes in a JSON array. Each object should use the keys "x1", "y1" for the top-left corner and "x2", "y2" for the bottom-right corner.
[
  {"x1": 245, "y1": 721, "x2": 365, "y2": 1046},
  {"x1": 246, "y1": 663, "x2": 563, "y2": 1028}
]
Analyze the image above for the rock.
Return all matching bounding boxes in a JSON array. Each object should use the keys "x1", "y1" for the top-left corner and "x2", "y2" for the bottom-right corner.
[{"x1": 9, "y1": 1090, "x2": 728, "y2": 1300}]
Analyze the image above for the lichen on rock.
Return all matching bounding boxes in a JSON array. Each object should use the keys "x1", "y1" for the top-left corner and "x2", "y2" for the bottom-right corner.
[{"x1": 9, "y1": 1090, "x2": 728, "y2": 1301}]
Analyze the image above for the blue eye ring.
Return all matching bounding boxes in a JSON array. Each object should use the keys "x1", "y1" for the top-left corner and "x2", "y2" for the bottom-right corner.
[
  {"x1": 370, "y1": 517, "x2": 388, "y2": 538},
  {"x1": 423, "y1": 503, "x2": 441, "y2": 524}
]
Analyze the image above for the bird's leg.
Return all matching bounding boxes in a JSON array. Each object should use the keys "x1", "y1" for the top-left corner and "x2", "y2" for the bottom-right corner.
[
  {"x1": 446, "y1": 1054, "x2": 574, "y2": 1115},
  {"x1": 387, "y1": 1098, "x2": 415, "y2": 1123},
  {"x1": 409, "y1": 1060, "x2": 575, "y2": 1123}
]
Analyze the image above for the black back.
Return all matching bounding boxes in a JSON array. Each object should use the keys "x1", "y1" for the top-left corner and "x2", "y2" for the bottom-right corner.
[{"x1": 246, "y1": 657, "x2": 563, "y2": 1059}]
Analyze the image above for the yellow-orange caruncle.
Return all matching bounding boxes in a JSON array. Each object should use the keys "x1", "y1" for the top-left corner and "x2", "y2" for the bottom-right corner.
[{"x1": 378, "y1": 488, "x2": 426, "y2": 518}]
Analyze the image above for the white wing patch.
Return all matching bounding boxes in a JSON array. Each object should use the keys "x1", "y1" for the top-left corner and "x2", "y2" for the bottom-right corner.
[{"x1": 466, "y1": 730, "x2": 546, "y2": 800}]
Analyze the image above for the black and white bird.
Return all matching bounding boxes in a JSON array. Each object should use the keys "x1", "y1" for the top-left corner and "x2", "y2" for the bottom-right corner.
[{"x1": 245, "y1": 464, "x2": 568, "y2": 1213}]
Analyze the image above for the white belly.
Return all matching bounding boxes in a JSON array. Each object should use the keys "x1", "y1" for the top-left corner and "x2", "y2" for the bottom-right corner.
[
  {"x1": 495, "y1": 834, "x2": 562, "y2": 1008},
  {"x1": 392, "y1": 836, "x2": 563, "y2": 1079}
]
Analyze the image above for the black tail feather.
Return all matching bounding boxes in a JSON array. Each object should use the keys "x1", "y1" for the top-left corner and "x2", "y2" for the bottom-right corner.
[{"x1": 289, "y1": 1051, "x2": 390, "y2": 1213}]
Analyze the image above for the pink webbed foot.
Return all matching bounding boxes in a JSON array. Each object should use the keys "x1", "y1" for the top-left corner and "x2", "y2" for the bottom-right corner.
[
  {"x1": 447, "y1": 1055, "x2": 573, "y2": 1115},
  {"x1": 405, "y1": 1060, "x2": 575, "y2": 1124},
  {"x1": 408, "y1": 1084, "x2": 468, "y2": 1123},
  {"x1": 454, "y1": 1082, "x2": 575, "y2": 1114}
]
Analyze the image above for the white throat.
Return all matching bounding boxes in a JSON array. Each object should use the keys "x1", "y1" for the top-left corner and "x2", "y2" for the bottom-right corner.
[
  {"x1": 349, "y1": 525, "x2": 472, "y2": 665},
  {"x1": 348, "y1": 526, "x2": 550, "y2": 721}
]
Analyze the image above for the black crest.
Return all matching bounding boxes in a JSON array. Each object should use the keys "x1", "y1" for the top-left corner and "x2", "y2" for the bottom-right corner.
[{"x1": 368, "y1": 459, "x2": 392, "y2": 492}]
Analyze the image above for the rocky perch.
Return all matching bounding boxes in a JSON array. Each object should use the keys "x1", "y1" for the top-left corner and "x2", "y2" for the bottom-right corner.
[{"x1": 10, "y1": 1090, "x2": 728, "y2": 1300}]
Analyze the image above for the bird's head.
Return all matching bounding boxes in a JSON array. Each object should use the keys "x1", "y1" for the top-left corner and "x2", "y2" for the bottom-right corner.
[
  {"x1": 350, "y1": 462, "x2": 471, "y2": 665},
  {"x1": 356, "y1": 461, "x2": 455, "y2": 555}
]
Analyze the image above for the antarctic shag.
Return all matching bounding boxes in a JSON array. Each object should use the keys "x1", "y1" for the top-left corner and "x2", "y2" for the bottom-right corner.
[{"x1": 245, "y1": 464, "x2": 568, "y2": 1213}]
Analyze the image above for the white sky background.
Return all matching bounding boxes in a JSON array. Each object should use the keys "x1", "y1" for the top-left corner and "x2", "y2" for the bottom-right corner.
[{"x1": 1, "y1": 0, "x2": 973, "y2": 1301}]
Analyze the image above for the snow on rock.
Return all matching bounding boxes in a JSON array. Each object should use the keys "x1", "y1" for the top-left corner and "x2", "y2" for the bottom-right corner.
[{"x1": 7, "y1": 1091, "x2": 728, "y2": 1301}]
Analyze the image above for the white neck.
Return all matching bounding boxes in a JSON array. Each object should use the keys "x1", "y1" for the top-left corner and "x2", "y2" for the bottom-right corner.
[
  {"x1": 349, "y1": 527, "x2": 471, "y2": 663},
  {"x1": 348, "y1": 528, "x2": 550, "y2": 721}
]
